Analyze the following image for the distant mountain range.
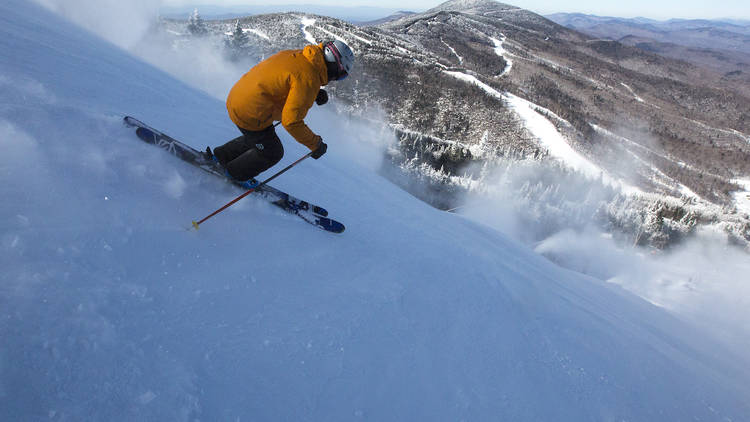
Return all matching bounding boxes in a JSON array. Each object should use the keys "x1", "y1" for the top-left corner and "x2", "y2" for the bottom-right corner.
[
  {"x1": 159, "y1": 4, "x2": 414, "y2": 24},
  {"x1": 546, "y1": 13, "x2": 750, "y2": 53},
  {"x1": 547, "y1": 13, "x2": 750, "y2": 104},
  {"x1": 357, "y1": 11, "x2": 418, "y2": 26}
]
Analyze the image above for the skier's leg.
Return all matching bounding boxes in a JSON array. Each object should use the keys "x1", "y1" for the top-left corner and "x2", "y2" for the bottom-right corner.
[
  {"x1": 224, "y1": 126, "x2": 284, "y2": 181},
  {"x1": 213, "y1": 135, "x2": 250, "y2": 168}
]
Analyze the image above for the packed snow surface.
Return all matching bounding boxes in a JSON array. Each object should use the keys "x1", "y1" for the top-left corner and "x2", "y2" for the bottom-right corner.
[
  {"x1": 734, "y1": 179, "x2": 750, "y2": 216},
  {"x1": 300, "y1": 17, "x2": 318, "y2": 44},
  {"x1": 490, "y1": 35, "x2": 512, "y2": 76},
  {"x1": 244, "y1": 28, "x2": 270, "y2": 41},
  {"x1": 441, "y1": 38, "x2": 464, "y2": 64},
  {"x1": 445, "y1": 70, "x2": 639, "y2": 194},
  {"x1": 1, "y1": 1, "x2": 749, "y2": 420},
  {"x1": 225, "y1": 28, "x2": 272, "y2": 41},
  {"x1": 591, "y1": 124, "x2": 698, "y2": 197},
  {"x1": 620, "y1": 82, "x2": 645, "y2": 102}
]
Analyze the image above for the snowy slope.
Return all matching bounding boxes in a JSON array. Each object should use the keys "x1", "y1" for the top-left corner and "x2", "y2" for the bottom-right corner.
[
  {"x1": 1, "y1": 1, "x2": 750, "y2": 420},
  {"x1": 444, "y1": 70, "x2": 639, "y2": 194}
]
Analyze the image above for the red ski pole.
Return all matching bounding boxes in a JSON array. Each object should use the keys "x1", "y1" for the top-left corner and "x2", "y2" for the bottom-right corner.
[{"x1": 191, "y1": 152, "x2": 312, "y2": 230}]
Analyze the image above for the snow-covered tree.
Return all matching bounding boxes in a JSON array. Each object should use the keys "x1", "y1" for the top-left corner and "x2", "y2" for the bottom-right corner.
[
  {"x1": 187, "y1": 8, "x2": 207, "y2": 36},
  {"x1": 226, "y1": 20, "x2": 250, "y2": 61},
  {"x1": 230, "y1": 20, "x2": 248, "y2": 49}
]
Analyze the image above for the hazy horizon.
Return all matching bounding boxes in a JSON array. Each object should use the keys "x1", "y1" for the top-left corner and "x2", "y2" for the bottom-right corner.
[{"x1": 160, "y1": 0, "x2": 750, "y2": 21}]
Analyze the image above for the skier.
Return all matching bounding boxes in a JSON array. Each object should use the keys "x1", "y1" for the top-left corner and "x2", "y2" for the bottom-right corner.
[{"x1": 206, "y1": 40, "x2": 355, "y2": 184}]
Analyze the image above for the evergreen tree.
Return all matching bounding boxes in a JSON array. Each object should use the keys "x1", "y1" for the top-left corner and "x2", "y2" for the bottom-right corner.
[
  {"x1": 226, "y1": 20, "x2": 250, "y2": 61},
  {"x1": 187, "y1": 8, "x2": 207, "y2": 36},
  {"x1": 230, "y1": 20, "x2": 248, "y2": 50}
]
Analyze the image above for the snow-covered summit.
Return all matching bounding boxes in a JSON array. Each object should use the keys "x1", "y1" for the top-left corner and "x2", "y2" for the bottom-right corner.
[
  {"x1": 427, "y1": 0, "x2": 509, "y2": 13},
  {"x1": 1, "y1": 0, "x2": 749, "y2": 420}
]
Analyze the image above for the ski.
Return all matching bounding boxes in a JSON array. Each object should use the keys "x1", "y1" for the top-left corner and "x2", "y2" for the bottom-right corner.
[{"x1": 123, "y1": 116, "x2": 345, "y2": 233}]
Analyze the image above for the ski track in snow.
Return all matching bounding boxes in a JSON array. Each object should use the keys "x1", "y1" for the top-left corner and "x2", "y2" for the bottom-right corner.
[
  {"x1": 504, "y1": 92, "x2": 640, "y2": 194},
  {"x1": 300, "y1": 17, "x2": 317, "y2": 44},
  {"x1": 243, "y1": 28, "x2": 270, "y2": 40},
  {"x1": 591, "y1": 124, "x2": 699, "y2": 198},
  {"x1": 445, "y1": 70, "x2": 639, "y2": 194},
  {"x1": 620, "y1": 82, "x2": 644, "y2": 102},
  {"x1": 441, "y1": 38, "x2": 464, "y2": 65},
  {"x1": 733, "y1": 179, "x2": 750, "y2": 215},
  {"x1": 489, "y1": 35, "x2": 512, "y2": 76},
  {"x1": 683, "y1": 115, "x2": 750, "y2": 144},
  {"x1": 323, "y1": 24, "x2": 372, "y2": 45},
  {"x1": 731, "y1": 129, "x2": 750, "y2": 144},
  {"x1": 509, "y1": 51, "x2": 606, "y2": 90},
  {"x1": 2, "y1": 1, "x2": 750, "y2": 420},
  {"x1": 312, "y1": 25, "x2": 356, "y2": 48}
]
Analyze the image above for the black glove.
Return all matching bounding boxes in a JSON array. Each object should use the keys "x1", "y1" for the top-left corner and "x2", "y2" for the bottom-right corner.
[
  {"x1": 315, "y1": 89, "x2": 328, "y2": 106},
  {"x1": 311, "y1": 141, "x2": 327, "y2": 159}
]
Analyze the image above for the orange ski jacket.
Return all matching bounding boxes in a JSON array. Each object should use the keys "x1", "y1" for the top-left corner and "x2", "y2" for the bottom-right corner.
[{"x1": 226, "y1": 44, "x2": 329, "y2": 151}]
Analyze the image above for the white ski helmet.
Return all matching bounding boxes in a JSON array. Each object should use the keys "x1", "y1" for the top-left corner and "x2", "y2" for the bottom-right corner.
[{"x1": 323, "y1": 40, "x2": 354, "y2": 80}]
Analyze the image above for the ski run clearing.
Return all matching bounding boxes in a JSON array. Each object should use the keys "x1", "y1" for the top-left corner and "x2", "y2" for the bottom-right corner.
[
  {"x1": 490, "y1": 35, "x2": 513, "y2": 76},
  {"x1": 300, "y1": 17, "x2": 317, "y2": 44},
  {"x1": 244, "y1": 28, "x2": 270, "y2": 41},
  {"x1": 734, "y1": 179, "x2": 750, "y2": 216},
  {"x1": 444, "y1": 70, "x2": 640, "y2": 194},
  {"x1": 441, "y1": 38, "x2": 464, "y2": 64},
  {"x1": 620, "y1": 82, "x2": 645, "y2": 102}
]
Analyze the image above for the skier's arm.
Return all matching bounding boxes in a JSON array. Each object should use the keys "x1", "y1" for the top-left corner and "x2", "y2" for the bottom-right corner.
[{"x1": 281, "y1": 77, "x2": 321, "y2": 151}]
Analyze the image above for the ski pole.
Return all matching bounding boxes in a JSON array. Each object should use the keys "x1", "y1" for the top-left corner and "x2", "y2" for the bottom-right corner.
[{"x1": 191, "y1": 152, "x2": 313, "y2": 230}]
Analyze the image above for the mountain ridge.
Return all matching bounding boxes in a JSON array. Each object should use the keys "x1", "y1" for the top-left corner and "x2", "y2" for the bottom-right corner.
[{"x1": 547, "y1": 12, "x2": 750, "y2": 53}]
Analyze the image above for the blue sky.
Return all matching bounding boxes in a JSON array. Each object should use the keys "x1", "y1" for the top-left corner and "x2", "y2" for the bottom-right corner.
[{"x1": 162, "y1": 0, "x2": 750, "y2": 20}]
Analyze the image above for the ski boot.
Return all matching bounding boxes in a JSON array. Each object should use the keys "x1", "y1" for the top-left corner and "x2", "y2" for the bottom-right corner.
[
  {"x1": 204, "y1": 146, "x2": 219, "y2": 163},
  {"x1": 205, "y1": 147, "x2": 258, "y2": 189},
  {"x1": 239, "y1": 178, "x2": 260, "y2": 189},
  {"x1": 205, "y1": 146, "x2": 233, "y2": 177}
]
